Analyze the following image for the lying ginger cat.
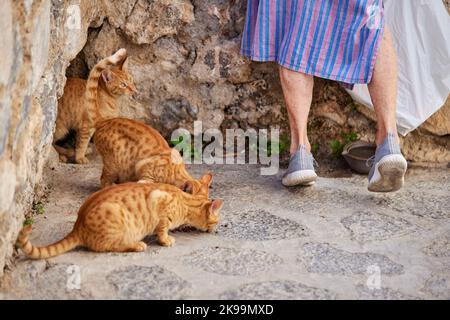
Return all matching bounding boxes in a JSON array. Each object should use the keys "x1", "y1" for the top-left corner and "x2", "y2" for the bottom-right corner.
[
  {"x1": 93, "y1": 117, "x2": 212, "y2": 196},
  {"x1": 17, "y1": 182, "x2": 223, "y2": 259}
]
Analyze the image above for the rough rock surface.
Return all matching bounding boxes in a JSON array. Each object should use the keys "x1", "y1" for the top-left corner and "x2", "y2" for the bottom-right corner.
[
  {"x1": 0, "y1": 0, "x2": 106, "y2": 276},
  {"x1": 0, "y1": 0, "x2": 449, "y2": 277},
  {"x1": 0, "y1": 159, "x2": 448, "y2": 299},
  {"x1": 220, "y1": 281, "x2": 338, "y2": 300},
  {"x1": 72, "y1": 0, "x2": 450, "y2": 162}
]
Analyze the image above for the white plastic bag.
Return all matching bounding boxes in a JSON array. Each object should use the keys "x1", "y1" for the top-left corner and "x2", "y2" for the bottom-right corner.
[{"x1": 347, "y1": 0, "x2": 450, "y2": 135}]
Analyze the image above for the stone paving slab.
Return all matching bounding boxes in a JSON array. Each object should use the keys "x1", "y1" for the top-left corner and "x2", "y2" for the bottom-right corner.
[{"x1": 0, "y1": 160, "x2": 449, "y2": 300}]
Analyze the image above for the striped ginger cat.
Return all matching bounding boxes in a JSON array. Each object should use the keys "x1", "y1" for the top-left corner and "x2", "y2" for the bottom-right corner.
[
  {"x1": 17, "y1": 182, "x2": 223, "y2": 259},
  {"x1": 54, "y1": 48, "x2": 136, "y2": 164},
  {"x1": 93, "y1": 117, "x2": 213, "y2": 196}
]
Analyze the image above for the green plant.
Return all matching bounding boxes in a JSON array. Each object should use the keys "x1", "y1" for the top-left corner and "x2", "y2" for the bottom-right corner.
[
  {"x1": 265, "y1": 140, "x2": 277, "y2": 157},
  {"x1": 170, "y1": 134, "x2": 202, "y2": 161},
  {"x1": 329, "y1": 131, "x2": 358, "y2": 157},
  {"x1": 23, "y1": 217, "x2": 34, "y2": 226},
  {"x1": 330, "y1": 140, "x2": 344, "y2": 156},
  {"x1": 341, "y1": 131, "x2": 358, "y2": 143},
  {"x1": 248, "y1": 133, "x2": 290, "y2": 157},
  {"x1": 33, "y1": 201, "x2": 45, "y2": 215},
  {"x1": 311, "y1": 142, "x2": 319, "y2": 154},
  {"x1": 260, "y1": 133, "x2": 290, "y2": 157},
  {"x1": 278, "y1": 133, "x2": 290, "y2": 154}
]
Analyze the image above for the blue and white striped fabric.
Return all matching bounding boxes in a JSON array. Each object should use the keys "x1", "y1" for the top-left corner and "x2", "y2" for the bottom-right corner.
[{"x1": 241, "y1": 0, "x2": 385, "y2": 87}]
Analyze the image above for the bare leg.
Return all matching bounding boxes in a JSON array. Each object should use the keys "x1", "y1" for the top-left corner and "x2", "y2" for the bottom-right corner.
[
  {"x1": 368, "y1": 27, "x2": 399, "y2": 145},
  {"x1": 279, "y1": 66, "x2": 314, "y2": 154},
  {"x1": 367, "y1": 26, "x2": 407, "y2": 193}
]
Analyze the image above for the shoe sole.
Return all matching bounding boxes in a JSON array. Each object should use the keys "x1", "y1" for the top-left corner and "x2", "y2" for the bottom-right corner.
[
  {"x1": 282, "y1": 170, "x2": 317, "y2": 187},
  {"x1": 368, "y1": 154, "x2": 407, "y2": 193}
]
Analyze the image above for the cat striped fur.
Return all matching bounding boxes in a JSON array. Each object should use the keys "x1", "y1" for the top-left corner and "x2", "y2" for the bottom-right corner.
[
  {"x1": 17, "y1": 183, "x2": 223, "y2": 259},
  {"x1": 94, "y1": 117, "x2": 213, "y2": 196},
  {"x1": 54, "y1": 48, "x2": 136, "y2": 164}
]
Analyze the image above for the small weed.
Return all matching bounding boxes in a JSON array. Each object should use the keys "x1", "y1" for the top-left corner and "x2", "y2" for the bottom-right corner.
[
  {"x1": 32, "y1": 202, "x2": 45, "y2": 215},
  {"x1": 260, "y1": 133, "x2": 290, "y2": 157},
  {"x1": 311, "y1": 143, "x2": 319, "y2": 154},
  {"x1": 23, "y1": 217, "x2": 34, "y2": 226},
  {"x1": 278, "y1": 133, "x2": 290, "y2": 155},
  {"x1": 171, "y1": 134, "x2": 202, "y2": 161},
  {"x1": 341, "y1": 131, "x2": 358, "y2": 143},
  {"x1": 330, "y1": 140, "x2": 344, "y2": 156},
  {"x1": 330, "y1": 131, "x2": 358, "y2": 157}
]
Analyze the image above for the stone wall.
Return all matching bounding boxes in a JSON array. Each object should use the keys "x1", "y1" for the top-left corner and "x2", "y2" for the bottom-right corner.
[
  {"x1": 0, "y1": 0, "x2": 449, "y2": 275},
  {"x1": 0, "y1": 0, "x2": 105, "y2": 276},
  {"x1": 70, "y1": 0, "x2": 449, "y2": 162}
]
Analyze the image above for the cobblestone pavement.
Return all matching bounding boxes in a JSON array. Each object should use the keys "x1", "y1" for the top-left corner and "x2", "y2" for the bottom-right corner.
[{"x1": 1, "y1": 159, "x2": 449, "y2": 299}]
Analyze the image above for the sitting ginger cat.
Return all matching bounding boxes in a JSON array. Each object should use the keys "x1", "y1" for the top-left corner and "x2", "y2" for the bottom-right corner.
[
  {"x1": 17, "y1": 182, "x2": 223, "y2": 259},
  {"x1": 54, "y1": 48, "x2": 136, "y2": 164},
  {"x1": 93, "y1": 117, "x2": 213, "y2": 196}
]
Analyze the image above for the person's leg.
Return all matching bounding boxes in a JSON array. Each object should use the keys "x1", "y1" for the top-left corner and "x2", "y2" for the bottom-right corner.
[
  {"x1": 279, "y1": 66, "x2": 314, "y2": 154},
  {"x1": 368, "y1": 27, "x2": 399, "y2": 145},
  {"x1": 367, "y1": 27, "x2": 407, "y2": 192},
  {"x1": 279, "y1": 66, "x2": 317, "y2": 187}
]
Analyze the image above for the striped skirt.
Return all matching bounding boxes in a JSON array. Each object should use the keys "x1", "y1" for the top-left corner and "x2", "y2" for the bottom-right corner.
[{"x1": 241, "y1": 0, "x2": 385, "y2": 87}]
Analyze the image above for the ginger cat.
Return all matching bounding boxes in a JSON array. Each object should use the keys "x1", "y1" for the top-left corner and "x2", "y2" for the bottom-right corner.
[
  {"x1": 54, "y1": 48, "x2": 136, "y2": 164},
  {"x1": 94, "y1": 117, "x2": 213, "y2": 196},
  {"x1": 17, "y1": 182, "x2": 223, "y2": 259}
]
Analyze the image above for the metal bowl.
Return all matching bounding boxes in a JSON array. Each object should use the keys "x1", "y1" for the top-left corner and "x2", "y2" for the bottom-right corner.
[{"x1": 342, "y1": 140, "x2": 376, "y2": 174}]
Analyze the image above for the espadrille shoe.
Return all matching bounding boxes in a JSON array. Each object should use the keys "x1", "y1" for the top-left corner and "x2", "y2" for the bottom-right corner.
[
  {"x1": 367, "y1": 133, "x2": 407, "y2": 192},
  {"x1": 282, "y1": 145, "x2": 317, "y2": 187}
]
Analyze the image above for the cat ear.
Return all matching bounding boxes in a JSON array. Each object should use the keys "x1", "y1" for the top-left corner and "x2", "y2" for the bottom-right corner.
[
  {"x1": 198, "y1": 185, "x2": 208, "y2": 196},
  {"x1": 209, "y1": 199, "x2": 224, "y2": 216},
  {"x1": 119, "y1": 57, "x2": 129, "y2": 72},
  {"x1": 101, "y1": 69, "x2": 114, "y2": 83},
  {"x1": 181, "y1": 181, "x2": 194, "y2": 194},
  {"x1": 200, "y1": 173, "x2": 213, "y2": 186}
]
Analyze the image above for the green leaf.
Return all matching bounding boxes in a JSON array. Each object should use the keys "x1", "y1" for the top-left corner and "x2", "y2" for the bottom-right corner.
[
  {"x1": 330, "y1": 140, "x2": 344, "y2": 156},
  {"x1": 311, "y1": 143, "x2": 319, "y2": 154},
  {"x1": 33, "y1": 202, "x2": 45, "y2": 215},
  {"x1": 23, "y1": 217, "x2": 34, "y2": 226},
  {"x1": 341, "y1": 131, "x2": 358, "y2": 143}
]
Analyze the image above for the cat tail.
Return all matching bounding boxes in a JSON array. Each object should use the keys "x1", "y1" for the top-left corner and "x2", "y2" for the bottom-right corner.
[
  {"x1": 53, "y1": 145, "x2": 75, "y2": 157},
  {"x1": 53, "y1": 145, "x2": 92, "y2": 158},
  {"x1": 84, "y1": 48, "x2": 127, "y2": 126},
  {"x1": 17, "y1": 225, "x2": 81, "y2": 259}
]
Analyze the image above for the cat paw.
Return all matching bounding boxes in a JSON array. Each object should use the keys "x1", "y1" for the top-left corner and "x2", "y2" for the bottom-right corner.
[
  {"x1": 159, "y1": 236, "x2": 175, "y2": 247},
  {"x1": 59, "y1": 154, "x2": 68, "y2": 163},
  {"x1": 134, "y1": 241, "x2": 147, "y2": 252},
  {"x1": 100, "y1": 182, "x2": 115, "y2": 189},
  {"x1": 75, "y1": 156, "x2": 89, "y2": 164}
]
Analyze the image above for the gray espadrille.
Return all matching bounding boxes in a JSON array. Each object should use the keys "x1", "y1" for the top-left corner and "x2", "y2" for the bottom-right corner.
[
  {"x1": 367, "y1": 133, "x2": 407, "y2": 192},
  {"x1": 282, "y1": 145, "x2": 317, "y2": 187}
]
